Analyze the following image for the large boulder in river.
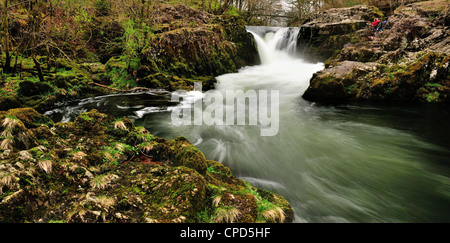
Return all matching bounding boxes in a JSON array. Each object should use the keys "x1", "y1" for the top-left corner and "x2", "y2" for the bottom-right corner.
[
  {"x1": 303, "y1": 61, "x2": 378, "y2": 103},
  {"x1": 304, "y1": 51, "x2": 450, "y2": 102},
  {"x1": 302, "y1": 1, "x2": 450, "y2": 103}
]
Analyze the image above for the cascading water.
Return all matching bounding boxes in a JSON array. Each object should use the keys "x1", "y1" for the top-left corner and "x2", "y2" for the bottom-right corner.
[
  {"x1": 246, "y1": 26, "x2": 301, "y2": 63},
  {"x1": 45, "y1": 27, "x2": 450, "y2": 223}
]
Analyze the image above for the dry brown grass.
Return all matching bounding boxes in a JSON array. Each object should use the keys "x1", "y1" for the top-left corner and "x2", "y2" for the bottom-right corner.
[
  {"x1": 38, "y1": 160, "x2": 53, "y2": 174},
  {"x1": 114, "y1": 120, "x2": 128, "y2": 131},
  {"x1": 261, "y1": 206, "x2": 286, "y2": 223},
  {"x1": 211, "y1": 207, "x2": 241, "y2": 223}
]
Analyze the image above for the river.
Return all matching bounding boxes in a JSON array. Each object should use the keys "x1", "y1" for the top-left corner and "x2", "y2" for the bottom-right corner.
[{"x1": 44, "y1": 27, "x2": 450, "y2": 223}]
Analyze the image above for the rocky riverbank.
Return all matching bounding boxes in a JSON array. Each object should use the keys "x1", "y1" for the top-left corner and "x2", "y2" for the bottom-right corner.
[
  {"x1": 301, "y1": 0, "x2": 450, "y2": 103},
  {"x1": 297, "y1": 4, "x2": 384, "y2": 62},
  {"x1": 0, "y1": 2, "x2": 296, "y2": 223},
  {"x1": 0, "y1": 108, "x2": 293, "y2": 223},
  {"x1": 0, "y1": 3, "x2": 258, "y2": 113}
]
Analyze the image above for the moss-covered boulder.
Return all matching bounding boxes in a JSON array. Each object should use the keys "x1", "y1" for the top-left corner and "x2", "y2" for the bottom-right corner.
[
  {"x1": 5, "y1": 108, "x2": 54, "y2": 129},
  {"x1": 136, "y1": 73, "x2": 216, "y2": 91},
  {"x1": 18, "y1": 81, "x2": 53, "y2": 97},
  {"x1": 215, "y1": 15, "x2": 260, "y2": 68},
  {"x1": 303, "y1": 61, "x2": 377, "y2": 103},
  {"x1": 0, "y1": 108, "x2": 52, "y2": 151},
  {"x1": 0, "y1": 109, "x2": 294, "y2": 223},
  {"x1": 0, "y1": 96, "x2": 22, "y2": 111},
  {"x1": 142, "y1": 25, "x2": 245, "y2": 78},
  {"x1": 304, "y1": 51, "x2": 450, "y2": 103},
  {"x1": 138, "y1": 4, "x2": 258, "y2": 87}
]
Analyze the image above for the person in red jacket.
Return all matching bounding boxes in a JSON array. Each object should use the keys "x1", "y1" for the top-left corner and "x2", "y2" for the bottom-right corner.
[
  {"x1": 369, "y1": 18, "x2": 381, "y2": 40},
  {"x1": 372, "y1": 18, "x2": 381, "y2": 28}
]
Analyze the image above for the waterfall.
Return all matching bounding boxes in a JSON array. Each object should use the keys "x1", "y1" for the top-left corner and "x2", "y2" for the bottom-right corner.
[
  {"x1": 43, "y1": 26, "x2": 450, "y2": 223},
  {"x1": 246, "y1": 26, "x2": 300, "y2": 64}
]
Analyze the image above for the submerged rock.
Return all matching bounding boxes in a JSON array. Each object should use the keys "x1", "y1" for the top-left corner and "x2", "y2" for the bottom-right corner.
[{"x1": 0, "y1": 108, "x2": 293, "y2": 223}]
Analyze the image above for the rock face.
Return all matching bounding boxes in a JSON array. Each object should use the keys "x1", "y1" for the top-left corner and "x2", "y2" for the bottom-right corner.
[
  {"x1": 136, "y1": 5, "x2": 259, "y2": 91},
  {"x1": 134, "y1": 7, "x2": 259, "y2": 92},
  {"x1": 297, "y1": 5, "x2": 384, "y2": 62},
  {"x1": 0, "y1": 108, "x2": 293, "y2": 223},
  {"x1": 302, "y1": 1, "x2": 450, "y2": 103},
  {"x1": 145, "y1": 5, "x2": 259, "y2": 77}
]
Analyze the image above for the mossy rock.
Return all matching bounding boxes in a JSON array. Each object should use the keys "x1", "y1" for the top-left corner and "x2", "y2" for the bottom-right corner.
[
  {"x1": 373, "y1": 52, "x2": 449, "y2": 101},
  {"x1": 53, "y1": 77, "x2": 71, "y2": 89},
  {"x1": 134, "y1": 62, "x2": 160, "y2": 78},
  {"x1": 5, "y1": 108, "x2": 54, "y2": 129},
  {"x1": 99, "y1": 44, "x2": 124, "y2": 64},
  {"x1": 137, "y1": 73, "x2": 216, "y2": 91},
  {"x1": 215, "y1": 15, "x2": 260, "y2": 66},
  {"x1": 18, "y1": 81, "x2": 53, "y2": 97},
  {"x1": 0, "y1": 109, "x2": 294, "y2": 223},
  {"x1": 105, "y1": 56, "x2": 127, "y2": 71},
  {"x1": 307, "y1": 51, "x2": 450, "y2": 103},
  {"x1": 0, "y1": 109, "x2": 39, "y2": 150},
  {"x1": 55, "y1": 58, "x2": 78, "y2": 71},
  {"x1": 142, "y1": 21, "x2": 257, "y2": 80},
  {"x1": 0, "y1": 96, "x2": 22, "y2": 111},
  {"x1": 303, "y1": 74, "x2": 348, "y2": 103},
  {"x1": 73, "y1": 109, "x2": 113, "y2": 135},
  {"x1": 417, "y1": 83, "x2": 449, "y2": 102},
  {"x1": 81, "y1": 63, "x2": 107, "y2": 74},
  {"x1": 145, "y1": 136, "x2": 208, "y2": 176},
  {"x1": 112, "y1": 163, "x2": 207, "y2": 222}
]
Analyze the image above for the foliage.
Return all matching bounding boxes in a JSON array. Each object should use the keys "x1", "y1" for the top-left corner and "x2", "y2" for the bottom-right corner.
[
  {"x1": 122, "y1": 19, "x2": 149, "y2": 69},
  {"x1": 94, "y1": 0, "x2": 111, "y2": 16},
  {"x1": 0, "y1": 0, "x2": 256, "y2": 111}
]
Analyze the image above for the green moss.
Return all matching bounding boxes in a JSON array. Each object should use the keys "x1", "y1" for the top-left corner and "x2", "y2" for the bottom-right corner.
[
  {"x1": 48, "y1": 220, "x2": 66, "y2": 223},
  {"x1": 0, "y1": 107, "x2": 294, "y2": 223},
  {"x1": 370, "y1": 6, "x2": 385, "y2": 19},
  {"x1": 73, "y1": 109, "x2": 112, "y2": 136},
  {"x1": 0, "y1": 96, "x2": 23, "y2": 111},
  {"x1": 303, "y1": 74, "x2": 348, "y2": 102},
  {"x1": 425, "y1": 91, "x2": 440, "y2": 102},
  {"x1": 6, "y1": 108, "x2": 54, "y2": 128}
]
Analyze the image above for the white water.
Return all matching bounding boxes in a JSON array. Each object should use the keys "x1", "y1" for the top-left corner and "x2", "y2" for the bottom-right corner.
[
  {"x1": 45, "y1": 27, "x2": 450, "y2": 222},
  {"x1": 247, "y1": 27, "x2": 300, "y2": 63},
  {"x1": 165, "y1": 27, "x2": 450, "y2": 222}
]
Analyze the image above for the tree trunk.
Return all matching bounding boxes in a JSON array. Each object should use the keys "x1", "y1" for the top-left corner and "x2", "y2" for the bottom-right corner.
[
  {"x1": 32, "y1": 56, "x2": 45, "y2": 82},
  {"x1": 390, "y1": 0, "x2": 393, "y2": 14},
  {"x1": 3, "y1": 0, "x2": 11, "y2": 72}
]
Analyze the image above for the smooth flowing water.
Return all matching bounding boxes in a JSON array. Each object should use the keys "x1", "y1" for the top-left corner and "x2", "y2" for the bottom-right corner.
[{"x1": 45, "y1": 27, "x2": 450, "y2": 223}]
